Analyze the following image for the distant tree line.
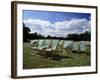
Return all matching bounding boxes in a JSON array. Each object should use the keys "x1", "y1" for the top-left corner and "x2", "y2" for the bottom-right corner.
[
  {"x1": 67, "y1": 31, "x2": 91, "y2": 41},
  {"x1": 23, "y1": 23, "x2": 91, "y2": 42}
]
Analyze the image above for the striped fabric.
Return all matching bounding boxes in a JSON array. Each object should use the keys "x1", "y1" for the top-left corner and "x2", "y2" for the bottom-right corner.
[
  {"x1": 71, "y1": 42, "x2": 80, "y2": 51},
  {"x1": 64, "y1": 41, "x2": 73, "y2": 48},
  {"x1": 31, "y1": 39, "x2": 91, "y2": 53}
]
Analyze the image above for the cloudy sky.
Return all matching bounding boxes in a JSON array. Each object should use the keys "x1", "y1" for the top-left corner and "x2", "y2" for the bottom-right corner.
[{"x1": 23, "y1": 10, "x2": 91, "y2": 37}]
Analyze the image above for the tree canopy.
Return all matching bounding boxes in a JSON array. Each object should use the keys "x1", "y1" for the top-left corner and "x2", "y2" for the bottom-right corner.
[{"x1": 23, "y1": 23, "x2": 31, "y2": 42}]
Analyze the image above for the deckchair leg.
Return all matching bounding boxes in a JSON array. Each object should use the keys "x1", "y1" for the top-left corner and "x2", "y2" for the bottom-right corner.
[{"x1": 51, "y1": 52, "x2": 54, "y2": 59}]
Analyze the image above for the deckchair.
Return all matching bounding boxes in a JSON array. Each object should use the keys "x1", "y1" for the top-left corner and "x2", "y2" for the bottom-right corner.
[
  {"x1": 85, "y1": 41, "x2": 90, "y2": 45},
  {"x1": 64, "y1": 41, "x2": 73, "y2": 48},
  {"x1": 80, "y1": 41, "x2": 91, "y2": 54},
  {"x1": 71, "y1": 42, "x2": 80, "y2": 53},
  {"x1": 45, "y1": 40, "x2": 59, "y2": 51},
  {"x1": 31, "y1": 39, "x2": 46, "y2": 50},
  {"x1": 42, "y1": 39, "x2": 52, "y2": 49},
  {"x1": 44, "y1": 40, "x2": 59, "y2": 58},
  {"x1": 85, "y1": 41, "x2": 91, "y2": 54},
  {"x1": 79, "y1": 41, "x2": 86, "y2": 52},
  {"x1": 31, "y1": 39, "x2": 45, "y2": 54},
  {"x1": 30, "y1": 40, "x2": 39, "y2": 49},
  {"x1": 57, "y1": 40, "x2": 64, "y2": 52},
  {"x1": 51, "y1": 40, "x2": 59, "y2": 51},
  {"x1": 38, "y1": 39, "x2": 46, "y2": 50},
  {"x1": 59, "y1": 40, "x2": 64, "y2": 47},
  {"x1": 38, "y1": 39, "x2": 52, "y2": 55},
  {"x1": 30, "y1": 40, "x2": 39, "y2": 55},
  {"x1": 63, "y1": 41, "x2": 73, "y2": 54}
]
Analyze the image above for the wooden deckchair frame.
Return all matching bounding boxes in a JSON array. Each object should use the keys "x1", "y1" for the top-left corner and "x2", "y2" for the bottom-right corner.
[{"x1": 40, "y1": 39, "x2": 60, "y2": 58}]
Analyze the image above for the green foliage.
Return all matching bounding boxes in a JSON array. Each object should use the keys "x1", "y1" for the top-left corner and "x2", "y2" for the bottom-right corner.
[
  {"x1": 67, "y1": 31, "x2": 91, "y2": 41},
  {"x1": 23, "y1": 23, "x2": 31, "y2": 42}
]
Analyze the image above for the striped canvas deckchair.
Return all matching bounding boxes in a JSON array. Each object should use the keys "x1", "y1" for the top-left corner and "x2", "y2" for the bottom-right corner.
[
  {"x1": 44, "y1": 40, "x2": 59, "y2": 58},
  {"x1": 38, "y1": 39, "x2": 46, "y2": 50},
  {"x1": 43, "y1": 39, "x2": 52, "y2": 49},
  {"x1": 30, "y1": 40, "x2": 39, "y2": 49},
  {"x1": 79, "y1": 41, "x2": 86, "y2": 52},
  {"x1": 31, "y1": 39, "x2": 46, "y2": 50},
  {"x1": 38, "y1": 39, "x2": 52, "y2": 55},
  {"x1": 79, "y1": 41, "x2": 91, "y2": 54},
  {"x1": 31, "y1": 39, "x2": 45, "y2": 51},
  {"x1": 71, "y1": 42, "x2": 80, "y2": 53},
  {"x1": 38, "y1": 39, "x2": 52, "y2": 50},
  {"x1": 57, "y1": 40, "x2": 64, "y2": 52},
  {"x1": 30, "y1": 40, "x2": 39, "y2": 55},
  {"x1": 64, "y1": 41, "x2": 73, "y2": 49},
  {"x1": 63, "y1": 41, "x2": 73, "y2": 54},
  {"x1": 45, "y1": 40, "x2": 59, "y2": 51}
]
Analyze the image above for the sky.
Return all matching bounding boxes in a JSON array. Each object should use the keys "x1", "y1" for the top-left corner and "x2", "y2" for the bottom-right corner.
[{"x1": 23, "y1": 10, "x2": 91, "y2": 37}]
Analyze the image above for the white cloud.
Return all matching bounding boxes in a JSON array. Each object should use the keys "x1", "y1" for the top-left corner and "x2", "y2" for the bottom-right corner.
[{"x1": 23, "y1": 18, "x2": 91, "y2": 37}]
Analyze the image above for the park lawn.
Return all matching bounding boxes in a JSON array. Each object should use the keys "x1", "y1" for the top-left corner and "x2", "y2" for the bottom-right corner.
[{"x1": 23, "y1": 42, "x2": 91, "y2": 69}]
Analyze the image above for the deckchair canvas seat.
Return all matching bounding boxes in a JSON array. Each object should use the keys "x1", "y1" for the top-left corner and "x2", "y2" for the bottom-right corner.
[
  {"x1": 31, "y1": 40, "x2": 38, "y2": 48},
  {"x1": 64, "y1": 41, "x2": 73, "y2": 48},
  {"x1": 79, "y1": 41, "x2": 91, "y2": 53},
  {"x1": 79, "y1": 41, "x2": 87, "y2": 52},
  {"x1": 71, "y1": 42, "x2": 80, "y2": 52},
  {"x1": 63, "y1": 41, "x2": 73, "y2": 55},
  {"x1": 38, "y1": 46, "x2": 50, "y2": 50},
  {"x1": 41, "y1": 40, "x2": 59, "y2": 58},
  {"x1": 44, "y1": 40, "x2": 59, "y2": 51}
]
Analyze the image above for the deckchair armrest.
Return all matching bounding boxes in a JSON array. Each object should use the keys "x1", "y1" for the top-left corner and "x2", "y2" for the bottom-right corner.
[
  {"x1": 32, "y1": 47, "x2": 38, "y2": 50},
  {"x1": 39, "y1": 45, "x2": 48, "y2": 50}
]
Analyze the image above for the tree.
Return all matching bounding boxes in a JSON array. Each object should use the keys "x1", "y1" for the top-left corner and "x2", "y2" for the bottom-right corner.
[
  {"x1": 67, "y1": 34, "x2": 80, "y2": 41},
  {"x1": 23, "y1": 23, "x2": 30, "y2": 35},
  {"x1": 23, "y1": 23, "x2": 31, "y2": 42},
  {"x1": 80, "y1": 31, "x2": 91, "y2": 41},
  {"x1": 67, "y1": 31, "x2": 91, "y2": 41}
]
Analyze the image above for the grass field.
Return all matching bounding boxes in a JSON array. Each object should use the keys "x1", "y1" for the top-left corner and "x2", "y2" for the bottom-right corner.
[{"x1": 23, "y1": 42, "x2": 91, "y2": 69}]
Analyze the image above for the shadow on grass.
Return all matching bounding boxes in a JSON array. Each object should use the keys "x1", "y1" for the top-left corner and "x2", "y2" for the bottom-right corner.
[
  {"x1": 72, "y1": 51, "x2": 90, "y2": 55},
  {"x1": 37, "y1": 51, "x2": 73, "y2": 61}
]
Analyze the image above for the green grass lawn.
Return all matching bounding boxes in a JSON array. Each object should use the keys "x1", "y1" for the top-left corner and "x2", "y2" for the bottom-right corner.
[{"x1": 23, "y1": 42, "x2": 91, "y2": 69}]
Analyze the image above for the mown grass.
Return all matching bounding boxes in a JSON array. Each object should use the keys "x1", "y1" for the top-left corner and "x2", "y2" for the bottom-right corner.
[{"x1": 23, "y1": 42, "x2": 91, "y2": 69}]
